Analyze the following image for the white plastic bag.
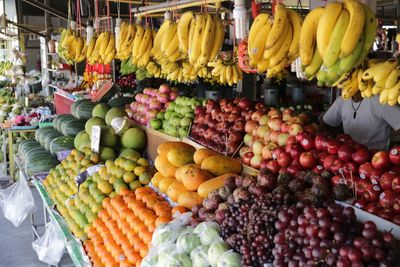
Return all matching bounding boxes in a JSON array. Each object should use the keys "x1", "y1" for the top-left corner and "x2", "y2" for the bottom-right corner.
[
  {"x1": 0, "y1": 177, "x2": 35, "y2": 227},
  {"x1": 32, "y1": 219, "x2": 66, "y2": 265}
]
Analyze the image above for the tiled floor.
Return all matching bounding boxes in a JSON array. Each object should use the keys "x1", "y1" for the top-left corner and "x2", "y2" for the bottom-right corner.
[{"x1": 0, "y1": 184, "x2": 74, "y2": 267}]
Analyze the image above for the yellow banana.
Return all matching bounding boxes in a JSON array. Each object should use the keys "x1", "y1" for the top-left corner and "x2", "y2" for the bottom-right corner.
[
  {"x1": 248, "y1": 13, "x2": 270, "y2": 55},
  {"x1": 177, "y1": 11, "x2": 194, "y2": 55},
  {"x1": 269, "y1": 23, "x2": 292, "y2": 68},
  {"x1": 249, "y1": 19, "x2": 272, "y2": 66},
  {"x1": 189, "y1": 13, "x2": 206, "y2": 64},
  {"x1": 209, "y1": 16, "x2": 225, "y2": 61},
  {"x1": 132, "y1": 24, "x2": 145, "y2": 57},
  {"x1": 340, "y1": 0, "x2": 365, "y2": 58},
  {"x1": 287, "y1": 9, "x2": 303, "y2": 60},
  {"x1": 138, "y1": 27, "x2": 152, "y2": 59},
  {"x1": 265, "y1": 4, "x2": 287, "y2": 49}
]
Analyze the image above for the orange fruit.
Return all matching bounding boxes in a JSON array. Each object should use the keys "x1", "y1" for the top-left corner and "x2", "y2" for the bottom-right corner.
[
  {"x1": 124, "y1": 247, "x2": 141, "y2": 264},
  {"x1": 140, "y1": 246, "x2": 148, "y2": 258},
  {"x1": 141, "y1": 230, "x2": 152, "y2": 244},
  {"x1": 155, "y1": 216, "x2": 171, "y2": 226},
  {"x1": 172, "y1": 206, "x2": 189, "y2": 215},
  {"x1": 102, "y1": 197, "x2": 111, "y2": 209},
  {"x1": 148, "y1": 223, "x2": 156, "y2": 233}
]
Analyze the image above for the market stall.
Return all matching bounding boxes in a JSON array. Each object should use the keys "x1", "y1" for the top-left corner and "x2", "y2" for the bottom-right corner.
[{"x1": 0, "y1": 0, "x2": 400, "y2": 266}]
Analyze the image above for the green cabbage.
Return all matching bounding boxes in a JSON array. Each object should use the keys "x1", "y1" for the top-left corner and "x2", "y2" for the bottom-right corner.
[
  {"x1": 177, "y1": 231, "x2": 201, "y2": 254},
  {"x1": 141, "y1": 254, "x2": 158, "y2": 267},
  {"x1": 162, "y1": 251, "x2": 193, "y2": 267},
  {"x1": 152, "y1": 223, "x2": 185, "y2": 245},
  {"x1": 217, "y1": 251, "x2": 241, "y2": 267},
  {"x1": 190, "y1": 245, "x2": 210, "y2": 267},
  {"x1": 194, "y1": 222, "x2": 221, "y2": 245},
  {"x1": 208, "y1": 240, "x2": 228, "y2": 266}
]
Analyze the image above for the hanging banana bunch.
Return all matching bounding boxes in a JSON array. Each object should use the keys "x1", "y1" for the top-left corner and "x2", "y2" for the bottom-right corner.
[
  {"x1": 58, "y1": 28, "x2": 87, "y2": 64},
  {"x1": 207, "y1": 60, "x2": 243, "y2": 86},
  {"x1": 247, "y1": 4, "x2": 302, "y2": 77},
  {"x1": 116, "y1": 21, "x2": 136, "y2": 60}
]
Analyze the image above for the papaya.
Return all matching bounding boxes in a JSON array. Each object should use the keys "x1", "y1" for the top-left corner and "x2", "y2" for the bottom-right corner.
[
  {"x1": 167, "y1": 147, "x2": 195, "y2": 167},
  {"x1": 201, "y1": 156, "x2": 242, "y2": 176},
  {"x1": 198, "y1": 173, "x2": 241, "y2": 198},
  {"x1": 154, "y1": 155, "x2": 178, "y2": 178},
  {"x1": 151, "y1": 172, "x2": 166, "y2": 187},
  {"x1": 175, "y1": 164, "x2": 213, "y2": 191},
  {"x1": 166, "y1": 181, "x2": 188, "y2": 202},
  {"x1": 193, "y1": 148, "x2": 219, "y2": 165},
  {"x1": 158, "y1": 177, "x2": 175, "y2": 193},
  {"x1": 177, "y1": 191, "x2": 203, "y2": 209},
  {"x1": 157, "y1": 141, "x2": 195, "y2": 157}
]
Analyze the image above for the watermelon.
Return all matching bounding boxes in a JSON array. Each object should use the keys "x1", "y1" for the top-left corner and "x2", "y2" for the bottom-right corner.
[
  {"x1": 26, "y1": 157, "x2": 59, "y2": 177},
  {"x1": 108, "y1": 97, "x2": 134, "y2": 108},
  {"x1": 35, "y1": 127, "x2": 56, "y2": 143},
  {"x1": 75, "y1": 101, "x2": 96, "y2": 120},
  {"x1": 61, "y1": 120, "x2": 86, "y2": 137},
  {"x1": 43, "y1": 131, "x2": 63, "y2": 151},
  {"x1": 55, "y1": 115, "x2": 75, "y2": 132},
  {"x1": 39, "y1": 128, "x2": 59, "y2": 146},
  {"x1": 71, "y1": 99, "x2": 91, "y2": 118},
  {"x1": 49, "y1": 136, "x2": 75, "y2": 156}
]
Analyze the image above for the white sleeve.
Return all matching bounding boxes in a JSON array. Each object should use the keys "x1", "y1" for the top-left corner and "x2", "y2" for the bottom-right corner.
[
  {"x1": 372, "y1": 97, "x2": 400, "y2": 130},
  {"x1": 323, "y1": 97, "x2": 342, "y2": 127}
]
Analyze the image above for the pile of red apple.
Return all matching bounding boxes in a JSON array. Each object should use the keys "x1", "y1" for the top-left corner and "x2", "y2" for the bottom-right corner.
[
  {"x1": 190, "y1": 97, "x2": 261, "y2": 156},
  {"x1": 128, "y1": 84, "x2": 178, "y2": 126},
  {"x1": 239, "y1": 107, "x2": 319, "y2": 169}
]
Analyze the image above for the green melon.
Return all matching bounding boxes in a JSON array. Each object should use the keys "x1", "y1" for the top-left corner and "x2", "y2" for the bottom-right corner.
[
  {"x1": 85, "y1": 117, "x2": 106, "y2": 137},
  {"x1": 119, "y1": 148, "x2": 141, "y2": 160},
  {"x1": 74, "y1": 130, "x2": 91, "y2": 151},
  {"x1": 92, "y1": 103, "x2": 110, "y2": 119},
  {"x1": 100, "y1": 126, "x2": 117, "y2": 147},
  {"x1": 120, "y1": 127, "x2": 146, "y2": 150},
  {"x1": 105, "y1": 107, "x2": 127, "y2": 126},
  {"x1": 99, "y1": 147, "x2": 116, "y2": 161}
]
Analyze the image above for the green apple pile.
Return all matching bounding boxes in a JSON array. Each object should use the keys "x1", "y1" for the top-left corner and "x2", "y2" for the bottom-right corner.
[{"x1": 150, "y1": 96, "x2": 204, "y2": 138}]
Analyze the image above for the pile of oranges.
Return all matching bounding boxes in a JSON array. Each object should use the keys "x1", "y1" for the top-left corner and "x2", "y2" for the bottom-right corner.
[{"x1": 83, "y1": 187, "x2": 174, "y2": 267}]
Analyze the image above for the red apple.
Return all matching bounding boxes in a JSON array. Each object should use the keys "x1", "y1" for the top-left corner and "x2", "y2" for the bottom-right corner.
[
  {"x1": 238, "y1": 98, "x2": 252, "y2": 111},
  {"x1": 379, "y1": 190, "x2": 396, "y2": 209},
  {"x1": 277, "y1": 133, "x2": 290, "y2": 147},
  {"x1": 338, "y1": 144, "x2": 355, "y2": 162},
  {"x1": 372, "y1": 151, "x2": 392, "y2": 170},
  {"x1": 277, "y1": 152, "x2": 291, "y2": 168},
  {"x1": 271, "y1": 147, "x2": 285, "y2": 160},
  {"x1": 353, "y1": 199, "x2": 368, "y2": 210},
  {"x1": 362, "y1": 184, "x2": 380, "y2": 202},
  {"x1": 330, "y1": 159, "x2": 344, "y2": 175},
  {"x1": 323, "y1": 155, "x2": 338, "y2": 170},
  {"x1": 312, "y1": 165, "x2": 324, "y2": 174},
  {"x1": 251, "y1": 110, "x2": 263, "y2": 121},
  {"x1": 377, "y1": 209, "x2": 394, "y2": 221},
  {"x1": 392, "y1": 177, "x2": 400, "y2": 194},
  {"x1": 366, "y1": 203, "x2": 379, "y2": 215},
  {"x1": 288, "y1": 123, "x2": 303, "y2": 136},
  {"x1": 393, "y1": 195, "x2": 400, "y2": 214},
  {"x1": 242, "y1": 152, "x2": 254, "y2": 166},
  {"x1": 254, "y1": 102, "x2": 265, "y2": 111},
  {"x1": 343, "y1": 162, "x2": 358, "y2": 175},
  {"x1": 252, "y1": 141, "x2": 264, "y2": 155},
  {"x1": 331, "y1": 175, "x2": 345, "y2": 186},
  {"x1": 370, "y1": 168, "x2": 384, "y2": 185},
  {"x1": 317, "y1": 151, "x2": 329, "y2": 164},
  {"x1": 287, "y1": 143, "x2": 304, "y2": 160},
  {"x1": 256, "y1": 125, "x2": 270, "y2": 139},
  {"x1": 327, "y1": 140, "x2": 340, "y2": 155},
  {"x1": 359, "y1": 163, "x2": 374, "y2": 180},
  {"x1": 295, "y1": 132, "x2": 307, "y2": 143},
  {"x1": 266, "y1": 160, "x2": 280, "y2": 174},
  {"x1": 260, "y1": 159, "x2": 269, "y2": 170},
  {"x1": 269, "y1": 131, "x2": 281, "y2": 143},
  {"x1": 380, "y1": 172, "x2": 397, "y2": 190},
  {"x1": 390, "y1": 166, "x2": 400, "y2": 174},
  {"x1": 352, "y1": 147, "x2": 371, "y2": 165},
  {"x1": 268, "y1": 118, "x2": 283, "y2": 131},
  {"x1": 250, "y1": 155, "x2": 262, "y2": 169},
  {"x1": 301, "y1": 136, "x2": 315, "y2": 151},
  {"x1": 228, "y1": 132, "x2": 243, "y2": 144},
  {"x1": 299, "y1": 152, "x2": 317, "y2": 170},
  {"x1": 336, "y1": 133, "x2": 352, "y2": 143},
  {"x1": 315, "y1": 135, "x2": 328, "y2": 151},
  {"x1": 245, "y1": 120, "x2": 258, "y2": 134},
  {"x1": 389, "y1": 145, "x2": 400, "y2": 166},
  {"x1": 287, "y1": 164, "x2": 302, "y2": 175},
  {"x1": 258, "y1": 115, "x2": 269, "y2": 126}
]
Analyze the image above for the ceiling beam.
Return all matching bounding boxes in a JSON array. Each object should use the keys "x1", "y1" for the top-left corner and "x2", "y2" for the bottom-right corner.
[
  {"x1": 6, "y1": 19, "x2": 45, "y2": 37},
  {"x1": 21, "y1": 0, "x2": 86, "y2": 27}
]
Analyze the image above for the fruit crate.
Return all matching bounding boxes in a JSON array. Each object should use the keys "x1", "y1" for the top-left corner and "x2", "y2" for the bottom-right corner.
[{"x1": 54, "y1": 92, "x2": 75, "y2": 115}]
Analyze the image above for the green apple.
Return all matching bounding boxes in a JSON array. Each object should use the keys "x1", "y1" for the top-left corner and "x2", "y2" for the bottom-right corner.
[
  {"x1": 180, "y1": 117, "x2": 192, "y2": 127},
  {"x1": 139, "y1": 172, "x2": 151, "y2": 185},
  {"x1": 164, "y1": 110, "x2": 172, "y2": 120},
  {"x1": 178, "y1": 127, "x2": 189, "y2": 138},
  {"x1": 157, "y1": 111, "x2": 165, "y2": 120},
  {"x1": 185, "y1": 112, "x2": 195, "y2": 119},
  {"x1": 171, "y1": 117, "x2": 181, "y2": 127},
  {"x1": 168, "y1": 102, "x2": 177, "y2": 110},
  {"x1": 150, "y1": 119, "x2": 162, "y2": 130}
]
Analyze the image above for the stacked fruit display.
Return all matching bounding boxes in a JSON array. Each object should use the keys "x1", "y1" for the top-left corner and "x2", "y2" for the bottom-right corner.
[
  {"x1": 129, "y1": 84, "x2": 178, "y2": 126},
  {"x1": 58, "y1": 28, "x2": 87, "y2": 64},
  {"x1": 84, "y1": 187, "x2": 173, "y2": 267},
  {"x1": 152, "y1": 142, "x2": 242, "y2": 209},
  {"x1": 190, "y1": 97, "x2": 259, "y2": 156},
  {"x1": 300, "y1": 0, "x2": 376, "y2": 86},
  {"x1": 142, "y1": 219, "x2": 241, "y2": 267},
  {"x1": 150, "y1": 96, "x2": 203, "y2": 137},
  {"x1": 86, "y1": 31, "x2": 116, "y2": 65},
  {"x1": 247, "y1": 4, "x2": 302, "y2": 77},
  {"x1": 239, "y1": 107, "x2": 317, "y2": 169}
]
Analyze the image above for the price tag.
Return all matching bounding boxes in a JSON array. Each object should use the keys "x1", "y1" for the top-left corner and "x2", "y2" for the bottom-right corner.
[{"x1": 91, "y1": 125, "x2": 101, "y2": 153}]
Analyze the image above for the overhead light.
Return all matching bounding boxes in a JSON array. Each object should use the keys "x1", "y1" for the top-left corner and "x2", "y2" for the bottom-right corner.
[{"x1": 383, "y1": 25, "x2": 397, "y2": 29}]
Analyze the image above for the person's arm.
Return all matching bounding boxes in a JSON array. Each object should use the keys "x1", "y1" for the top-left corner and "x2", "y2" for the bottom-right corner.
[{"x1": 321, "y1": 98, "x2": 343, "y2": 129}]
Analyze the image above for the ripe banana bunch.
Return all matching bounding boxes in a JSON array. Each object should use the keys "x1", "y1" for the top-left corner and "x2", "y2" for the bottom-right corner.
[
  {"x1": 247, "y1": 4, "x2": 302, "y2": 77},
  {"x1": 300, "y1": 0, "x2": 376, "y2": 86},
  {"x1": 58, "y1": 28, "x2": 87, "y2": 64},
  {"x1": 187, "y1": 13, "x2": 225, "y2": 68},
  {"x1": 208, "y1": 60, "x2": 243, "y2": 86},
  {"x1": 87, "y1": 31, "x2": 116, "y2": 64},
  {"x1": 116, "y1": 21, "x2": 136, "y2": 60},
  {"x1": 131, "y1": 25, "x2": 154, "y2": 68},
  {"x1": 58, "y1": 28, "x2": 74, "y2": 64},
  {"x1": 146, "y1": 60, "x2": 162, "y2": 78}
]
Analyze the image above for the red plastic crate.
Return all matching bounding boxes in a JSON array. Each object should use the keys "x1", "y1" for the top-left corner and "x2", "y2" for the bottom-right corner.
[{"x1": 54, "y1": 92, "x2": 75, "y2": 115}]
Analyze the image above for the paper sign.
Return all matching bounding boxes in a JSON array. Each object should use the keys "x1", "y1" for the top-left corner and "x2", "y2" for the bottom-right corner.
[{"x1": 91, "y1": 125, "x2": 101, "y2": 153}]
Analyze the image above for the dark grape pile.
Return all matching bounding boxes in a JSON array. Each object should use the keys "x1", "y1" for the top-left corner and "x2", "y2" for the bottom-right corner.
[
  {"x1": 273, "y1": 202, "x2": 397, "y2": 267},
  {"x1": 220, "y1": 191, "x2": 291, "y2": 267}
]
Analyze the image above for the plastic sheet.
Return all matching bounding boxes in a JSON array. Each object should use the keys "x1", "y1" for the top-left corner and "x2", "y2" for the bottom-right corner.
[
  {"x1": 32, "y1": 219, "x2": 66, "y2": 265},
  {"x1": 0, "y1": 176, "x2": 35, "y2": 227}
]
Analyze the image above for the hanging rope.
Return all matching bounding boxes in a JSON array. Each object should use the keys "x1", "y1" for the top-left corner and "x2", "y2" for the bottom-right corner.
[
  {"x1": 129, "y1": 3, "x2": 132, "y2": 23},
  {"x1": 106, "y1": 0, "x2": 110, "y2": 31},
  {"x1": 94, "y1": 0, "x2": 99, "y2": 32},
  {"x1": 76, "y1": 0, "x2": 82, "y2": 34}
]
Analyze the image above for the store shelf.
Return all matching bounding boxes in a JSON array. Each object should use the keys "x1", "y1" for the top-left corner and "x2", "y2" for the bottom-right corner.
[{"x1": 32, "y1": 180, "x2": 91, "y2": 267}]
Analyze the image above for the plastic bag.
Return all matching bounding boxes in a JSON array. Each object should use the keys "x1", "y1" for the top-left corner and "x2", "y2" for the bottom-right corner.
[
  {"x1": 151, "y1": 212, "x2": 192, "y2": 246},
  {"x1": 0, "y1": 176, "x2": 35, "y2": 227},
  {"x1": 32, "y1": 219, "x2": 66, "y2": 265}
]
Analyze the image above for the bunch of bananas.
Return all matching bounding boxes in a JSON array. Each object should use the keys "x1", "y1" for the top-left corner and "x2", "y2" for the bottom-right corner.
[
  {"x1": 300, "y1": 0, "x2": 377, "y2": 86},
  {"x1": 208, "y1": 60, "x2": 243, "y2": 86},
  {"x1": 58, "y1": 28, "x2": 87, "y2": 64},
  {"x1": 86, "y1": 31, "x2": 116, "y2": 65},
  {"x1": 247, "y1": 4, "x2": 302, "y2": 77},
  {"x1": 115, "y1": 21, "x2": 136, "y2": 61},
  {"x1": 130, "y1": 24, "x2": 154, "y2": 68}
]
